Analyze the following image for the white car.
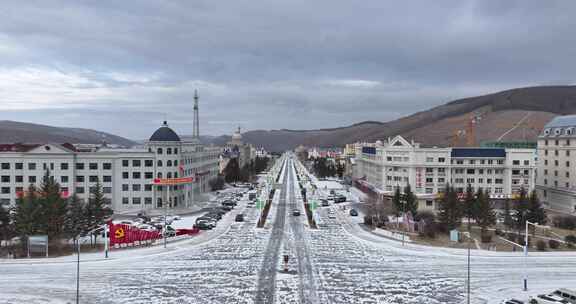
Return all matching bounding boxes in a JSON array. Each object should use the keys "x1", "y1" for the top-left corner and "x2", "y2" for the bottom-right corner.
[
  {"x1": 501, "y1": 299, "x2": 524, "y2": 304},
  {"x1": 530, "y1": 294, "x2": 570, "y2": 304}
]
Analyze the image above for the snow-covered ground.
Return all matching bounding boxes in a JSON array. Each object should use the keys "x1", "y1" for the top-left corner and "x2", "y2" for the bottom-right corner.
[{"x1": 2, "y1": 155, "x2": 576, "y2": 304}]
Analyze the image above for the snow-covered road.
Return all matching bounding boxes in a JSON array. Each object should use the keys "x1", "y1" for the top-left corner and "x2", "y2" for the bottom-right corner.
[{"x1": 2, "y1": 155, "x2": 576, "y2": 303}]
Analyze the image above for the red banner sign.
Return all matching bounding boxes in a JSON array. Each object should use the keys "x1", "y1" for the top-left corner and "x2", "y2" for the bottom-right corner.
[
  {"x1": 152, "y1": 177, "x2": 194, "y2": 185},
  {"x1": 107, "y1": 221, "x2": 161, "y2": 246}
]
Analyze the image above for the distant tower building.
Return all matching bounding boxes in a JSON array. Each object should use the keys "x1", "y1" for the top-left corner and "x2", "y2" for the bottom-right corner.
[{"x1": 193, "y1": 89, "x2": 200, "y2": 140}]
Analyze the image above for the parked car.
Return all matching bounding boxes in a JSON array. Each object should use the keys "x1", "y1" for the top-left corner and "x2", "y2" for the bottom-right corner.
[
  {"x1": 194, "y1": 221, "x2": 213, "y2": 230},
  {"x1": 206, "y1": 212, "x2": 223, "y2": 220},
  {"x1": 349, "y1": 209, "x2": 358, "y2": 216},
  {"x1": 552, "y1": 289, "x2": 576, "y2": 304},
  {"x1": 501, "y1": 299, "x2": 524, "y2": 304},
  {"x1": 530, "y1": 294, "x2": 570, "y2": 304},
  {"x1": 235, "y1": 214, "x2": 245, "y2": 222},
  {"x1": 292, "y1": 209, "x2": 301, "y2": 216},
  {"x1": 220, "y1": 205, "x2": 233, "y2": 211},
  {"x1": 320, "y1": 199, "x2": 329, "y2": 207},
  {"x1": 335, "y1": 195, "x2": 347, "y2": 203},
  {"x1": 162, "y1": 226, "x2": 176, "y2": 237}
]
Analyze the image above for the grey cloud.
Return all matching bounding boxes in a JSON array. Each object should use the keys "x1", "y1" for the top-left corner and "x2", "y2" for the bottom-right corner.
[{"x1": 0, "y1": 0, "x2": 574, "y2": 138}]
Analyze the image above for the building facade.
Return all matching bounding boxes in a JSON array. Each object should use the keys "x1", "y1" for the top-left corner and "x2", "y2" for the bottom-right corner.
[
  {"x1": 536, "y1": 115, "x2": 576, "y2": 213},
  {"x1": 353, "y1": 135, "x2": 536, "y2": 210}
]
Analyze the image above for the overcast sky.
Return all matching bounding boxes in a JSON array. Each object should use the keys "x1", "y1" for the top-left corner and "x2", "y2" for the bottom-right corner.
[{"x1": 0, "y1": 0, "x2": 575, "y2": 139}]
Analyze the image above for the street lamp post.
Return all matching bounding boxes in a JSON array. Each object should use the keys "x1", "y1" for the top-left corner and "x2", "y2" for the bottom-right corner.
[
  {"x1": 523, "y1": 221, "x2": 550, "y2": 291},
  {"x1": 462, "y1": 231, "x2": 471, "y2": 304}
]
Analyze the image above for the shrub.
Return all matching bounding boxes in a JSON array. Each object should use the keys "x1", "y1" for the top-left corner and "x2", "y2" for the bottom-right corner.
[
  {"x1": 364, "y1": 215, "x2": 373, "y2": 226},
  {"x1": 549, "y1": 239, "x2": 560, "y2": 249},
  {"x1": 565, "y1": 235, "x2": 576, "y2": 244},
  {"x1": 536, "y1": 240, "x2": 547, "y2": 251},
  {"x1": 481, "y1": 234, "x2": 492, "y2": 243},
  {"x1": 415, "y1": 211, "x2": 436, "y2": 223},
  {"x1": 552, "y1": 215, "x2": 576, "y2": 230}
]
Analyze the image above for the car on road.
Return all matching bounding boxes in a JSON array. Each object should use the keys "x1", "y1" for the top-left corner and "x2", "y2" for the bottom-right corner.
[
  {"x1": 220, "y1": 205, "x2": 233, "y2": 211},
  {"x1": 162, "y1": 226, "x2": 176, "y2": 237},
  {"x1": 196, "y1": 217, "x2": 217, "y2": 227},
  {"x1": 349, "y1": 209, "x2": 358, "y2": 216},
  {"x1": 530, "y1": 294, "x2": 570, "y2": 304},
  {"x1": 292, "y1": 209, "x2": 301, "y2": 216},
  {"x1": 335, "y1": 195, "x2": 347, "y2": 203},
  {"x1": 320, "y1": 199, "x2": 329, "y2": 207},
  {"x1": 501, "y1": 299, "x2": 524, "y2": 304},
  {"x1": 235, "y1": 214, "x2": 245, "y2": 222},
  {"x1": 552, "y1": 289, "x2": 576, "y2": 303}
]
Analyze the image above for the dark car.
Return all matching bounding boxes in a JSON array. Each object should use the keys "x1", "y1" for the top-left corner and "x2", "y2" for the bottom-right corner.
[
  {"x1": 335, "y1": 195, "x2": 347, "y2": 203},
  {"x1": 220, "y1": 205, "x2": 233, "y2": 211},
  {"x1": 320, "y1": 199, "x2": 329, "y2": 207},
  {"x1": 206, "y1": 213, "x2": 222, "y2": 220},
  {"x1": 163, "y1": 226, "x2": 176, "y2": 237},
  {"x1": 349, "y1": 209, "x2": 358, "y2": 216},
  {"x1": 235, "y1": 214, "x2": 244, "y2": 222},
  {"x1": 194, "y1": 221, "x2": 213, "y2": 230},
  {"x1": 292, "y1": 209, "x2": 301, "y2": 216}
]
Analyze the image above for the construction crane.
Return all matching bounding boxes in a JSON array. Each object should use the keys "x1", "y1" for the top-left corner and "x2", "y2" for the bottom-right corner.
[{"x1": 445, "y1": 112, "x2": 482, "y2": 147}]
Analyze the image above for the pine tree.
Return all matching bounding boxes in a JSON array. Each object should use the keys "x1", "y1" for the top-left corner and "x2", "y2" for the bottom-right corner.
[
  {"x1": 392, "y1": 186, "x2": 402, "y2": 216},
  {"x1": 474, "y1": 189, "x2": 496, "y2": 238},
  {"x1": 0, "y1": 203, "x2": 11, "y2": 244},
  {"x1": 37, "y1": 171, "x2": 67, "y2": 240},
  {"x1": 526, "y1": 190, "x2": 546, "y2": 234},
  {"x1": 403, "y1": 184, "x2": 418, "y2": 218},
  {"x1": 224, "y1": 158, "x2": 241, "y2": 183},
  {"x1": 438, "y1": 185, "x2": 462, "y2": 231},
  {"x1": 513, "y1": 187, "x2": 529, "y2": 233},
  {"x1": 13, "y1": 184, "x2": 41, "y2": 251},
  {"x1": 86, "y1": 180, "x2": 112, "y2": 242},
  {"x1": 64, "y1": 194, "x2": 86, "y2": 239},
  {"x1": 502, "y1": 199, "x2": 514, "y2": 230},
  {"x1": 463, "y1": 184, "x2": 476, "y2": 232}
]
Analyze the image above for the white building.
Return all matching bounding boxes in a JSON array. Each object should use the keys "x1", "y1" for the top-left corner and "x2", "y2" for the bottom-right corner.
[
  {"x1": 536, "y1": 115, "x2": 576, "y2": 213},
  {"x1": 0, "y1": 93, "x2": 220, "y2": 213},
  {"x1": 353, "y1": 135, "x2": 536, "y2": 211}
]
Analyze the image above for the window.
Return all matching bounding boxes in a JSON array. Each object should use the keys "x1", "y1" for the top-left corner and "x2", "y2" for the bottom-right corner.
[
  {"x1": 466, "y1": 169, "x2": 475, "y2": 174},
  {"x1": 512, "y1": 170, "x2": 520, "y2": 175},
  {"x1": 15, "y1": 162, "x2": 23, "y2": 170},
  {"x1": 426, "y1": 178, "x2": 433, "y2": 183},
  {"x1": 145, "y1": 172, "x2": 153, "y2": 179},
  {"x1": 554, "y1": 180, "x2": 558, "y2": 188},
  {"x1": 425, "y1": 188, "x2": 433, "y2": 194},
  {"x1": 544, "y1": 179, "x2": 548, "y2": 185},
  {"x1": 132, "y1": 197, "x2": 141, "y2": 204},
  {"x1": 61, "y1": 163, "x2": 69, "y2": 170},
  {"x1": 157, "y1": 148, "x2": 163, "y2": 154},
  {"x1": 426, "y1": 168, "x2": 434, "y2": 173},
  {"x1": 15, "y1": 176, "x2": 23, "y2": 183},
  {"x1": 488, "y1": 160, "x2": 493, "y2": 165},
  {"x1": 568, "y1": 150, "x2": 571, "y2": 157},
  {"x1": 122, "y1": 197, "x2": 129, "y2": 204},
  {"x1": 524, "y1": 160, "x2": 530, "y2": 166},
  {"x1": 497, "y1": 160, "x2": 504, "y2": 165},
  {"x1": 122, "y1": 184, "x2": 129, "y2": 191},
  {"x1": 122, "y1": 160, "x2": 129, "y2": 167},
  {"x1": 567, "y1": 161, "x2": 571, "y2": 167},
  {"x1": 89, "y1": 176, "x2": 99, "y2": 182},
  {"x1": 132, "y1": 160, "x2": 141, "y2": 167},
  {"x1": 76, "y1": 175, "x2": 85, "y2": 182},
  {"x1": 495, "y1": 188, "x2": 503, "y2": 193},
  {"x1": 438, "y1": 178, "x2": 445, "y2": 183},
  {"x1": 469, "y1": 160, "x2": 475, "y2": 165},
  {"x1": 567, "y1": 182, "x2": 570, "y2": 188},
  {"x1": 157, "y1": 160, "x2": 163, "y2": 167},
  {"x1": 478, "y1": 178, "x2": 483, "y2": 183},
  {"x1": 61, "y1": 176, "x2": 69, "y2": 183},
  {"x1": 456, "y1": 160, "x2": 464, "y2": 165},
  {"x1": 487, "y1": 179, "x2": 492, "y2": 184},
  {"x1": 122, "y1": 172, "x2": 129, "y2": 179},
  {"x1": 478, "y1": 169, "x2": 484, "y2": 174},
  {"x1": 157, "y1": 172, "x2": 163, "y2": 178},
  {"x1": 145, "y1": 184, "x2": 153, "y2": 191},
  {"x1": 545, "y1": 150, "x2": 548, "y2": 156},
  {"x1": 167, "y1": 172, "x2": 172, "y2": 178},
  {"x1": 1, "y1": 187, "x2": 10, "y2": 194},
  {"x1": 103, "y1": 176, "x2": 112, "y2": 182},
  {"x1": 1, "y1": 163, "x2": 9, "y2": 170},
  {"x1": 438, "y1": 157, "x2": 445, "y2": 163},
  {"x1": 555, "y1": 160, "x2": 559, "y2": 166},
  {"x1": 567, "y1": 172, "x2": 570, "y2": 178},
  {"x1": 174, "y1": 160, "x2": 178, "y2": 166},
  {"x1": 167, "y1": 160, "x2": 172, "y2": 167},
  {"x1": 90, "y1": 163, "x2": 99, "y2": 170},
  {"x1": 145, "y1": 197, "x2": 153, "y2": 204},
  {"x1": 103, "y1": 187, "x2": 112, "y2": 194},
  {"x1": 145, "y1": 160, "x2": 153, "y2": 167},
  {"x1": 76, "y1": 187, "x2": 85, "y2": 194},
  {"x1": 545, "y1": 140, "x2": 549, "y2": 146},
  {"x1": 426, "y1": 157, "x2": 434, "y2": 162},
  {"x1": 544, "y1": 169, "x2": 548, "y2": 175},
  {"x1": 495, "y1": 179, "x2": 503, "y2": 184},
  {"x1": 103, "y1": 163, "x2": 112, "y2": 170},
  {"x1": 132, "y1": 184, "x2": 141, "y2": 191},
  {"x1": 555, "y1": 140, "x2": 559, "y2": 146},
  {"x1": 386, "y1": 156, "x2": 392, "y2": 161},
  {"x1": 438, "y1": 168, "x2": 446, "y2": 173},
  {"x1": 524, "y1": 170, "x2": 529, "y2": 175},
  {"x1": 76, "y1": 163, "x2": 84, "y2": 170},
  {"x1": 466, "y1": 178, "x2": 475, "y2": 184},
  {"x1": 1, "y1": 176, "x2": 9, "y2": 183},
  {"x1": 29, "y1": 176, "x2": 36, "y2": 183},
  {"x1": 132, "y1": 172, "x2": 141, "y2": 179},
  {"x1": 167, "y1": 148, "x2": 172, "y2": 155},
  {"x1": 545, "y1": 160, "x2": 548, "y2": 166},
  {"x1": 512, "y1": 179, "x2": 519, "y2": 185}
]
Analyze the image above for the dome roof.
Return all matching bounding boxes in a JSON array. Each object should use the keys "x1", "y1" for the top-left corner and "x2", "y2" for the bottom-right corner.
[{"x1": 149, "y1": 121, "x2": 181, "y2": 142}]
